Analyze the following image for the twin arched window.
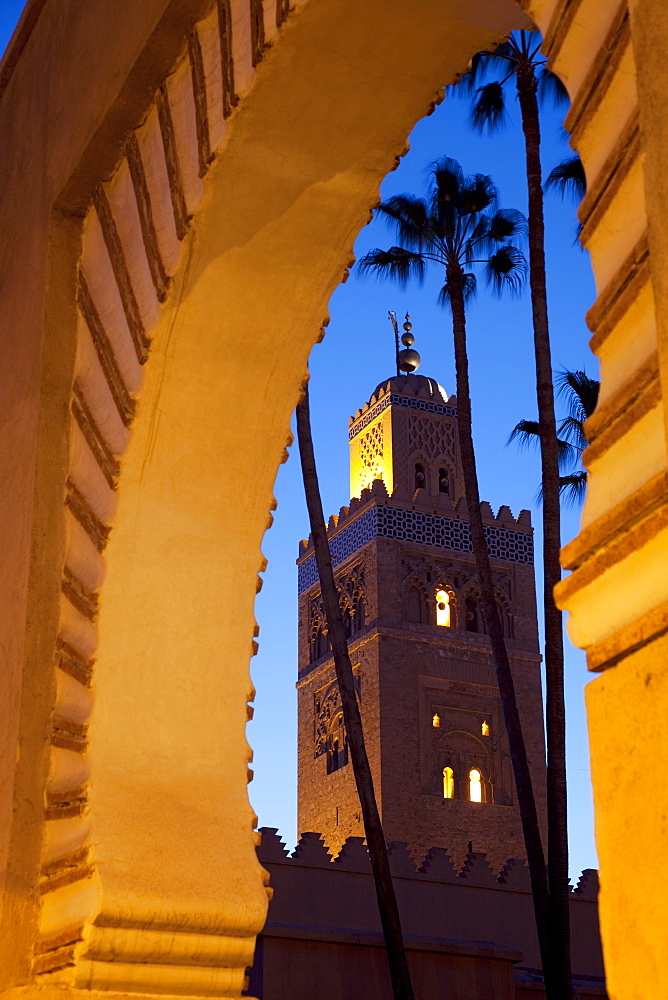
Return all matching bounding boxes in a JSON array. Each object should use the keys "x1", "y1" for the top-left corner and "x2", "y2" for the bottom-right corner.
[
  {"x1": 414, "y1": 463, "x2": 452, "y2": 495},
  {"x1": 442, "y1": 766, "x2": 486, "y2": 802}
]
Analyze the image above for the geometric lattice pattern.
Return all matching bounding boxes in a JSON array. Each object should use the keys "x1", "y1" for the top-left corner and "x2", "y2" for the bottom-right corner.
[
  {"x1": 359, "y1": 423, "x2": 383, "y2": 480},
  {"x1": 298, "y1": 504, "x2": 533, "y2": 593},
  {"x1": 409, "y1": 414, "x2": 456, "y2": 462},
  {"x1": 349, "y1": 392, "x2": 458, "y2": 440}
]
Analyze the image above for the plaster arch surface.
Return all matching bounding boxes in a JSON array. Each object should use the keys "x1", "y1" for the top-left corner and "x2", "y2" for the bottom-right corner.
[
  {"x1": 0, "y1": 0, "x2": 531, "y2": 994},
  {"x1": 3, "y1": 0, "x2": 668, "y2": 997}
]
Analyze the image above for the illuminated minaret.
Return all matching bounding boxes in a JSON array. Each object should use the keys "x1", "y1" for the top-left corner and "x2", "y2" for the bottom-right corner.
[{"x1": 296, "y1": 323, "x2": 546, "y2": 869}]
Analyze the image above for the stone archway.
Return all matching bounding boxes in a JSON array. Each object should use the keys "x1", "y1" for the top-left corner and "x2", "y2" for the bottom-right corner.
[
  {"x1": 0, "y1": 0, "x2": 530, "y2": 993},
  {"x1": 1, "y1": 0, "x2": 668, "y2": 997}
]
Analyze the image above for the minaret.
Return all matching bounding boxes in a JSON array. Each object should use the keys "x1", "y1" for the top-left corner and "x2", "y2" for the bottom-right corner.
[{"x1": 296, "y1": 326, "x2": 546, "y2": 870}]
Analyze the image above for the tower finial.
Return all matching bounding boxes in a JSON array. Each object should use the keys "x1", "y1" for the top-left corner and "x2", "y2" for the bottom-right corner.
[
  {"x1": 397, "y1": 312, "x2": 420, "y2": 373},
  {"x1": 388, "y1": 310, "x2": 400, "y2": 376}
]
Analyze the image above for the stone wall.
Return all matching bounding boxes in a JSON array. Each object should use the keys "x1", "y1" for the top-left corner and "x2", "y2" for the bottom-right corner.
[{"x1": 250, "y1": 828, "x2": 605, "y2": 999}]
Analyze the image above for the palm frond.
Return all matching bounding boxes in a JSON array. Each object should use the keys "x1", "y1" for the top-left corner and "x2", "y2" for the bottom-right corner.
[
  {"x1": 470, "y1": 81, "x2": 507, "y2": 133},
  {"x1": 536, "y1": 66, "x2": 570, "y2": 107},
  {"x1": 485, "y1": 208, "x2": 528, "y2": 247},
  {"x1": 508, "y1": 419, "x2": 540, "y2": 448},
  {"x1": 461, "y1": 174, "x2": 498, "y2": 215},
  {"x1": 456, "y1": 43, "x2": 515, "y2": 93},
  {"x1": 510, "y1": 417, "x2": 578, "y2": 468},
  {"x1": 377, "y1": 195, "x2": 431, "y2": 250},
  {"x1": 557, "y1": 414, "x2": 588, "y2": 453},
  {"x1": 555, "y1": 369, "x2": 600, "y2": 422},
  {"x1": 545, "y1": 155, "x2": 587, "y2": 201},
  {"x1": 485, "y1": 244, "x2": 527, "y2": 295},
  {"x1": 357, "y1": 247, "x2": 426, "y2": 287},
  {"x1": 559, "y1": 471, "x2": 588, "y2": 506},
  {"x1": 430, "y1": 157, "x2": 464, "y2": 202}
]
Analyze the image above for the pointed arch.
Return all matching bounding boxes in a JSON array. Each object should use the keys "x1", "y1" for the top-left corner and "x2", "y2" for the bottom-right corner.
[{"x1": 434, "y1": 582, "x2": 457, "y2": 627}]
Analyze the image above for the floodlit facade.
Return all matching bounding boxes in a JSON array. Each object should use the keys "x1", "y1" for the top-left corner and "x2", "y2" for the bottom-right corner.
[{"x1": 0, "y1": 0, "x2": 665, "y2": 998}]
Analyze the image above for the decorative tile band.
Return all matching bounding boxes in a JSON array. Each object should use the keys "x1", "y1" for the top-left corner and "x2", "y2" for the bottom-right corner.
[
  {"x1": 298, "y1": 505, "x2": 533, "y2": 593},
  {"x1": 349, "y1": 393, "x2": 458, "y2": 440}
]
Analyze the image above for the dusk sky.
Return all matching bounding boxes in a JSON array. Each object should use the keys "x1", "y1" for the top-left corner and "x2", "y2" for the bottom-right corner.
[{"x1": 1, "y1": 7, "x2": 599, "y2": 878}]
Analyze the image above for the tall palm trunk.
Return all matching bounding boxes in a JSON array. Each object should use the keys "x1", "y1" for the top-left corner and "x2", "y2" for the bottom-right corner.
[
  {"x1": 448, "y1": 272, "x2": 553, "y2": 981},
  {"x1": 296, "y1": 386, "x2": 415, "y2": 1000},
  {"x1": 517, "y1": 62, "x2": 572, "y2": 998}
]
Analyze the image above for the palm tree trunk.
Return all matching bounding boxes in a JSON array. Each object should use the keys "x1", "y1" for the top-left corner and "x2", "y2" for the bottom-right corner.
[
  {"x1": 448, "y1": 274, "x2": 553, "y2": 979},
  {"x1": 517, "y1": 63, "x2": 572, "y2": 998},
  {"x1": 296, "y1": 385, "x2": 416, "y2": 1000}
]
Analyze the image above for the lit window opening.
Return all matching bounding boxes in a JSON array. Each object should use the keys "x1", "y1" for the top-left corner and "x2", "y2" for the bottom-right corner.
[
  {"x1": 435, "y1": 589, "x2": 451, "y2": 627},
  {"x1": 481, "y1": 720, "x2": 490, "y2": 737},
  {"x1": 443, "y1": 766, "x2": 454, "y2": 799},
  {"x1": 432, "y1": 713, "x2": 441, "y2": 728},
  {"x1": 469, "y1": 768, "x2": 482, "y2": 803}
]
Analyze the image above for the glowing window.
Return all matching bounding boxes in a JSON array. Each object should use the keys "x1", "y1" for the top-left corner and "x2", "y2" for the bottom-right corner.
[
  {"x1": 469, "y1": 768, "x2": 482, "y2": 803},
  {"x1": 432, "y1": 713, "x2": 441, "y2": 728},
  {"x1": 481, "y1": 720, "x2": 490, "y2": 737},
  {"x1": 435, "y1": 590, "x2": 451, "y2": 627},
  {"x1": 443, "y1": 767, "x2": 454, "y2": 799}
]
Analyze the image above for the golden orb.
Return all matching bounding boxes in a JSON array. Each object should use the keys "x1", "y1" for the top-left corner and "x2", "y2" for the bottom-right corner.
[{"x1": 397, "y1": 348, "x2": 420, "y2": 373}]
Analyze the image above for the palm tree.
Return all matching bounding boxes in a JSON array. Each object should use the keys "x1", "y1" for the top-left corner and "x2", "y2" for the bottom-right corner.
[
  {"x1": 357, "y1": 157, "x2": 555, "y2": 989},
  {"x1": 460, "y1": 33, "x2": 573, "y2": 995},
  {"x1": 510, "y1": 369, "x2": 600, "y2": 505},
  {"x1": 296, "y1": 385, "x2": 416, "y2": 1000}
]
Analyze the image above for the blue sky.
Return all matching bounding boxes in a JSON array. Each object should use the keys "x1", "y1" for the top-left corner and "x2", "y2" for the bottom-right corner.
[{"x1": 1, "y1": 9, "x2": 598, "y2": 877}]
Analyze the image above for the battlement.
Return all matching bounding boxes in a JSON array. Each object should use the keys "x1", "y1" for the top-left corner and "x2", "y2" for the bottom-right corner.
[
  {"x1": 298, "y1": 484, "x2": 532, "y2": 555},
  {"x1": 258, "y1": 828, "x2": 598, "y2": 894},
  {"x1": 348, "y1": 374, "x2": 458, "y2": 442},
  {"x1": 297, "y1": 482, "x2": 533, "y2": 594}
]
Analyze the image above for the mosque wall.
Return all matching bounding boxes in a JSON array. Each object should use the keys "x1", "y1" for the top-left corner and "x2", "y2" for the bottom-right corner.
[{"x1": 251, "y1": 828, "x2": 605, "y2": 999}]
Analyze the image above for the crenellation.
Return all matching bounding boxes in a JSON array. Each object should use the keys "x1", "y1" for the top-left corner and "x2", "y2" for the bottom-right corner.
[
  {"x1": 291, "y1": 832, "x2": 333, "y2": 867},
  {"x1": 386, "y1": 841, "x2": 418, "y2": 877},
  {"x1": 333, "y1": 836, "x2": 372, "y2": 872},
  {"x1": 479, "y1": 501, "x2": 495, "y2": 520},
  {"x1": 257, "y1": 830, "x2": 596, "y2": 896},
  {"x1": 497, "y1": 857, "x2": 532, "y2": 891},
  {"x1": 574, "y1": 869, "x2": 599, "y2": 900},
  {"x1": 418, "y1": 846, "x2": 459, "y2": 882},
  {"x1": 257, "y1": 828, "x2": 290, "y2": 863}
]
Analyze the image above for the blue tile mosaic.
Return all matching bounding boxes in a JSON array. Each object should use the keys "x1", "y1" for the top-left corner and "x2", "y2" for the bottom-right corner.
[
  {"x1": 297, "y1": 505, "x2": 533, "y2": 593},
  {"x1": 349, "y1": 393, "x2": 458, "y2": 440}
]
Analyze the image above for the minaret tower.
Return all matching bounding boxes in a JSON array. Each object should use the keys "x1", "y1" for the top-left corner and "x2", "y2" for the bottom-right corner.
[{"x1": 296, "y1": 327, "x2": 546, "y2": 870}]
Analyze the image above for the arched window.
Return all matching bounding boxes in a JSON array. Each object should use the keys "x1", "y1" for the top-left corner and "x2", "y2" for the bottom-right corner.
[
  {"x1": 438, "y1": 467, "x2": 450, "y2": 494},
  {"x1": 343, "y1": 608, "x2": 353, "y2": 639},
  {"x1": 469, "y1": 768, "x2": 483, "y2": 803},
  {"x1": 443, "y1": 766, "x2": 454, "y2": 799},
  {"x1": 432, "y1": 713, "x2": 441, "y2": 728},
  {"x1": 353, "y1": 596, "x2": 365, "y2": 633},
  {"x1": 435, "y1": 589, "x2": 451, "y2": 627},
  {"x1": 481, "y1": 720, "x2": 490, "y2": 737},
  {"x1": 465, "y1": 596, "x2": 478, "y2": 633},
  {"x1": 414, "y1": 462, "x2": 426, "y2": 492},
  {"x1": 407, "y1": 587, "x2": 423, "y2": 623},
  {"x1": 327, "y1": 711, "x2": 348, "y2": 774},
  {"x1": 313, "y1": 624, "x2": 330, "y2": 660}
]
